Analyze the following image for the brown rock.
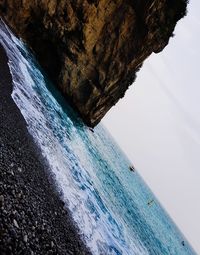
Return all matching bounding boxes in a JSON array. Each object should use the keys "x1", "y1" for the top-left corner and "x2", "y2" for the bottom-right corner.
[{"x1": 0, "y1": 0, "x2": 188, "y2": 126}]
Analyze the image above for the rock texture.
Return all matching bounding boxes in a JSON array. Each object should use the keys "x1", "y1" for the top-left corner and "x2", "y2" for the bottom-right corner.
[{"x1": 0, "y1": 0, "x2": 188, "y2": 126}]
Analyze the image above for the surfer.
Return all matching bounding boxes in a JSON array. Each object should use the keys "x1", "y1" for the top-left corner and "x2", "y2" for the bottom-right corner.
[
  {"x1": 147, "y1": 199, "x2": 154, "y2": 206},
  {"x1": 129, "y1": 165, "x2": 135, "y2": 172},
  {"x1": 181, "y1": 241, "x2": 185, "y2": 246},
  {"x1": 89, "y1": 127, "x2": 94, "y2": 133}
]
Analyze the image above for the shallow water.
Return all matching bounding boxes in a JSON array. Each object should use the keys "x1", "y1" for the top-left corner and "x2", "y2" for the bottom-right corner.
[{"x1": 0, "y1": 20, "x2": 197, "y2": 255}]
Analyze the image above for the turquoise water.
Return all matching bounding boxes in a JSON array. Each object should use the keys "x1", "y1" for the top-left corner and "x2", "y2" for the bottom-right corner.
[{"x1": 0, "y1": 20, "x2": 197, "y2": 255}]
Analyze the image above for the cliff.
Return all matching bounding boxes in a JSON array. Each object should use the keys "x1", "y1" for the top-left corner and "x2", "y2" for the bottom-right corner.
[{"x1": 0, "y1": 0, "x2": 188, "y2": 126}]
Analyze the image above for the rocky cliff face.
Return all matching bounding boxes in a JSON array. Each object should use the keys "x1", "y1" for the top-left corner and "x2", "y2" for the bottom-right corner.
[{"x1": 0, "y1": 0, "x2": 188, "y2": 126}]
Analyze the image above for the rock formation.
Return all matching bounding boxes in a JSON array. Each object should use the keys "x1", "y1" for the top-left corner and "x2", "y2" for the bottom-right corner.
[{"x1": 0, "y1": 0, "x2": 188, "y2": 126}]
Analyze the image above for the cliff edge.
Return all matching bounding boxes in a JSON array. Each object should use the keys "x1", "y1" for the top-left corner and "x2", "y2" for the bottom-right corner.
[{"x1": 0, "y1": 0, "x2": 188, "y2": 126}]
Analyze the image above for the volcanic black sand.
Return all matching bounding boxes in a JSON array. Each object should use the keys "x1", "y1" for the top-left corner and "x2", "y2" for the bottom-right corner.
[{"x1": 0, "y1": 44, "x2": 91, "y2": 254}]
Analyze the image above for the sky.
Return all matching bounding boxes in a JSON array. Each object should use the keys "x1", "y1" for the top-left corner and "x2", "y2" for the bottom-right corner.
[{"x1": 103, "y1": 1, "x2": 200, "y2": 253}]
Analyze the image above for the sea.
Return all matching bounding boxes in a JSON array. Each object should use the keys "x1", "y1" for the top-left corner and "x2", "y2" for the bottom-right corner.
[{"x1": 0, "y1": 19, "x2": 197, "y2": 255}]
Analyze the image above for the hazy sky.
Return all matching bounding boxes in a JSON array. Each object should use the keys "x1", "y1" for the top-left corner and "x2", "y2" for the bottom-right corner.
[{"x1": 103, "y1": 1, "x2": 200, "y2": 253}]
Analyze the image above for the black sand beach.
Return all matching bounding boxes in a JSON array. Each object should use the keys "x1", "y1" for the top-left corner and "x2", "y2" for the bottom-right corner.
[{"x1": 0, "y1": 44, "x2": 91, "y2": 254}]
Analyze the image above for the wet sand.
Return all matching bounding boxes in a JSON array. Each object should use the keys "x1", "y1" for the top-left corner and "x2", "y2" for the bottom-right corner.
[{"x1": 0, "y1": 44, "x2": 91, "y2": 254}]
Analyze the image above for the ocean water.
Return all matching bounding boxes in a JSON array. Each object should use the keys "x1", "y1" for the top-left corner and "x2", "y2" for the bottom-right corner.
[{"x1": 0, "y1": 20, "x2": 197, "y2": 255}]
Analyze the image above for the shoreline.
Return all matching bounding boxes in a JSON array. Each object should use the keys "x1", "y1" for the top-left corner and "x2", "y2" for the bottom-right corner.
[{"x1": 0, "y1": 44, "x2": 91, "y2": 254}]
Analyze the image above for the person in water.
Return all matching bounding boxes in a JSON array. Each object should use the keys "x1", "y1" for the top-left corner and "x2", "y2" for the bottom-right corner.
[
  {"x1": 129, "y1": 165, "x2": 135, "y2": 172},
  {"x1": 89, "y1": 127, "x2": 94, "y2": 133},
  {"x1": 147, "y1": 199, "x2": 154, "y2": 206}
]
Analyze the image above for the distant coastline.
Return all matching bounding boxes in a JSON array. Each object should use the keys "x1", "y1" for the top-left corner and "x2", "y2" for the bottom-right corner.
[{"x1": 0, "y1": 43, "x2": 90, "y2": 254}]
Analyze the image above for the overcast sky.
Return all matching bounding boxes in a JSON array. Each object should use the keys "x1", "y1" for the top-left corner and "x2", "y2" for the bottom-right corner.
[{"x1": 103, "y1": 1, "x2": 200, "y2": 253}]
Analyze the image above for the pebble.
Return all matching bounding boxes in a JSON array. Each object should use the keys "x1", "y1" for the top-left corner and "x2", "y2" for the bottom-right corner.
[
  {"x1": 9, "y1": 227, "x2": 17, "y2": 239},
  {"x1": 23, "y1": 234, "x2": 28, "y2": 243},
  {"x1": 0, "y1": 194, "x2": 4, "y2": 203},
  {"x1": 13, "y1": 219, "x2": 19, "y2": 228},
  {"x1": 18, "y1": 167, "x2": 22, "y2": 172}
]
